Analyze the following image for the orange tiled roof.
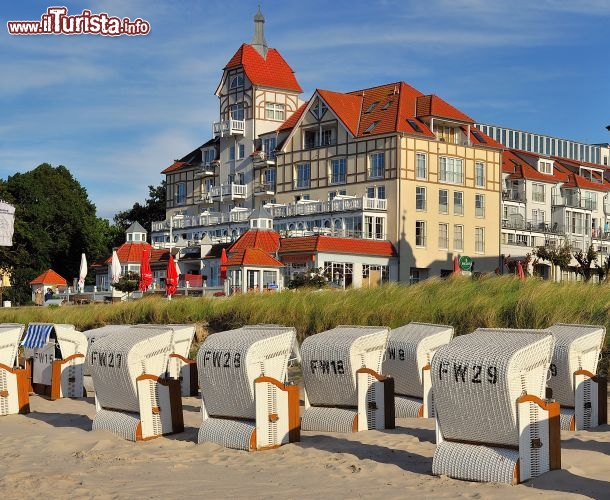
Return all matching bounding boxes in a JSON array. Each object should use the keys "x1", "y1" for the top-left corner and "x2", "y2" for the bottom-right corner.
[
  {"x1": 280, "y1": 236, "x2": 397, "y2": 257},
  {"x1": 229, "y1": 229, "x2": 280, "y2": 254},
  {"x1": 278, "y1": 102, "x2": 307, "y2": 132},
  {"x1": 29, "y1": 269, "x2": 68, "y2": 286},
  {"x1": 415, "y1": 94, "x2": 474, "y2": 123},
  {"x1": 105, "y1": 242, "x2": 153, "y2": 265},
  {"x1": 161, "y1": 161, "x2": 185, "y2": 174},
  {"x1": 225, "y1": 44, "x2": 302, "y2": 93},
  {"x1": 227, "y1": 247, "x2": 283, "y2": 267},
  {"x1": 318, "y1": 89, "x2": 362, "y2": 136}
]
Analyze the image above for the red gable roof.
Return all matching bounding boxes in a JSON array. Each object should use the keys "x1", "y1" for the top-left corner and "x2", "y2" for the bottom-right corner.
[
  {"x1": 415, "y1": 94, "x2": 474, "y2": 123},
  {"x1": 161, "y1": 161, "x2": 185, "y2": 175},
  {"x1": 227, "y1": 247, "x2": 283, "y2": 267},
  {"x1": 318, "y1": 89, "x2": 362, "y2": 136},
  {"x1": 278, "y1": 102, "x2": 307, "y2": 132},
  {"x1": 225, "y1": 44, "x2": 302, "y2": 93},
  {"x1": 280, "y1": 236, "x2": 397, "y2": 257},
  {"x1": 505, "y1": 150, "x2": 567, "y2": 183},
  {"x1": 105, "y1": 242, "x2": 153, "y2": 265},
  {"x1": 229, "y1": 229, "x2": 280, "y2": 254},
  {"x1": 30, "y1": 269, "x2": 68, "y2": 286}
]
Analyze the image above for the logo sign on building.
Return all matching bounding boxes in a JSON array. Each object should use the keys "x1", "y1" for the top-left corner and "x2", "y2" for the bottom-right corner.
[
  {"x1": 459, "y1": 256, "x2": 473, "y2": 272},
  {"x1": 0, "y1": 201, "x2": 15, "y2": 247}
]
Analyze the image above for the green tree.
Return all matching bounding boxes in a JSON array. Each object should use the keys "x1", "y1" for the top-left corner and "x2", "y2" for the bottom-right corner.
[
  {"x1": 0, "y1": 164, "x2": 111, "y2": 304},
  {"x1": 533, "y1": 242, "x2": 572, "y2": 281},
  {"x1": 112, "y1": 271, "x2": 140, "y2": 300},
  {"x1": 573, "y1": 244, "x2": 598, "y2": 282},
  {"x1": 287, "y1": 267, "x2": 329, "y2": 289},
  {"x1": 112, "y1": 182, "x2": 166, "y2": 247}
]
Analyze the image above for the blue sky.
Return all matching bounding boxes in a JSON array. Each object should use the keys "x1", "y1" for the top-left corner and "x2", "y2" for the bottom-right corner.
[{"x1": 2, "y1": 0, "x2": 610, "y2": 220}]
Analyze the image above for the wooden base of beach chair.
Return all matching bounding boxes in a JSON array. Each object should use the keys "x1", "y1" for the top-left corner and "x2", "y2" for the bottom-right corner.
[
  {"x1": 356, "y1": 368, "x2": 395, "y2": 430},
  {"x1": 168, "y1": 353, "x2": 198, "y2": 397},
  {"x1": 51, "y1": 354, "x2": 85, "y2": 400},
  {"x1": 568, "y1": 371, "x2": 607, "y2": 430},
  {"x1": 92, "y1": 376, "x2": 183, "y2": 441},
  {"x1": 0, "y1": 365, "x2": 30, "y2": 415}
]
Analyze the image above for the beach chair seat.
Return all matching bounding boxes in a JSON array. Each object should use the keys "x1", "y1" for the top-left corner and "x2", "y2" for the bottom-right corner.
[
  {"x1": 88, "y1": 325, "x2": 184, "y2": 441},
  {"x1": 431, "y1": 329, "x2": 559, "y2": 484},
  {"x1": 545, "y1": 324, "x2": 606, "y2": 431},
  {"x1": 197, "y1": 325, "x2": 300, "y2": 451},
  {"x1": 300, "y1": 325, "x2": 394, "y2": 433},
  {"x1": 21, "y1": 323, "x2": 87, "y2": 399},
  {"x1": 166, "y1": 324, "x2": 198, "y2": 397},
  {"x1": 383, "y1": 322, "x2": 454, "y2": 418},
  {"x1": 0, "y1": 323, "x2": 30, "y2": 415}
]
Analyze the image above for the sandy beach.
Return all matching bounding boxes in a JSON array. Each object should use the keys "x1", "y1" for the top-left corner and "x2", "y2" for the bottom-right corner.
[{"x1": 0, "y1": 393, "x2": 608, "y2": 499}]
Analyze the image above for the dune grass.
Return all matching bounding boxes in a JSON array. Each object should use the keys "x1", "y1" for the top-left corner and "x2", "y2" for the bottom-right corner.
[{"x1": 2, "y1": 276, "x2": 610, "y2": 356}]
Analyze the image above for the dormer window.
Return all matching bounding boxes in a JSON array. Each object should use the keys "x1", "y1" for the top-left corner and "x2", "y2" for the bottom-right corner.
[
  {"x1": 229, "y1": 74, "x2": 244, "y2": 89},
  {"x1": 579, "y1": 166, "x2": 604, "y2": 184},
  {"x1": 365, "y1": 101, "x2": 380, "y2": 113},
  {"x1": 538, "y1": 159, "x2": 553, "y2": 175}
]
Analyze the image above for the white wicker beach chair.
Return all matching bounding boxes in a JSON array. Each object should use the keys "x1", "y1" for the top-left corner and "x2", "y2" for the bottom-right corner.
[
  {"x1": 88, "y1": 325, "x2": 184, "y2": 441},
  {"x1": 300, "y1": 325, "x2": 393, "y2": 433},
  {"x1": 166, "y1": 324, "x2": 198, "y2": 397},
  {"x1": 545, "y1": 324, "x2": 606, "y2": 431},
  {"x1": 0, "y1": 323, "x2": 30, "y2": 415},
  {"x1": 197, "y1": 325, "x2": 300, "y2": 451},
  {"x1": 383, "y1": 322, "x2": 454, "y2": 418},
  {"x1": 431, "y1": 329, "x2": 560, "y2": 485},
  {"x1": 21, "y1": 323, "x2": 87, "y2": 400}
]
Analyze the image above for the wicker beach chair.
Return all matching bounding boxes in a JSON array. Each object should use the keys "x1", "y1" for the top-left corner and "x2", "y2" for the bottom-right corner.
[
  {"x1": 300, "y1": 325, "x2": 394, "y2": 433},
  {"x1": 21, "y1": 323, "x2": 87, "y2": 400},
  {"x1": 88, "y1": 325, "x2": 184, "y2": 441},
  {"x1": 166, "y1": 324, "x2": 198, "y2": 397},
  {"x1": 545, "y1": 324, "x2": 606, "y2": 431},
  {"x1": 197, "y1": 325, "x2": 300, "y2": 451},
  {"x1": 431, "y1": 329, "x2": 560, "y2": 484},
  {"x1": 383, "y1": 322, "x2": 454, "y2": 418},
  {"x1": 0, "y1": 323, "x2": 30, "y2": 415}
]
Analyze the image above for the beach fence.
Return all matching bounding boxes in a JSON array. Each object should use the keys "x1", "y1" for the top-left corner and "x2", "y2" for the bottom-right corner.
[
  {"x1": 88, "y1": 325, "x2": 184, "y2": 441},
  {"x1": 21, "y1": 323, "x2": 88, "y2": 400},
  {"x1": 431, "y1": 329, "x2": 560, "y2": 484},
  {"x1": 0, "y1": 323, "x2": 30, "y2": 415},
  {"x1": 197, "y1": 325, "x2": 300, "y2": 451},
  {"x1": 383, "y1": 322, "x2": 454, "y2": 419},
  {"x1": 300, "y1": 325, "x2": 394, "y2": 433}
]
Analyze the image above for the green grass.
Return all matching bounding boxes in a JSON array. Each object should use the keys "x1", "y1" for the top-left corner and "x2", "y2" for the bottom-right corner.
[{"x1": 2, "y1": 276, "x2": 610, "y2": 370}]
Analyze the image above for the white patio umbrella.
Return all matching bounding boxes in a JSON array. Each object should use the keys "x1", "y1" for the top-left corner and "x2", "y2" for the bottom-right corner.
[
  {"x1": 111, "y1": 250, "x2": 122, "y2": 285},
  {"x1": 78, "y1": 253, "x2": 88, "y2": 292}
]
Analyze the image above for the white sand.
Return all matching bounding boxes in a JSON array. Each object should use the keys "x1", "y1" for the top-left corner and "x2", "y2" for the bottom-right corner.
[{"x1": 1, "y1": 394, "x2": 608, "y2": 499}]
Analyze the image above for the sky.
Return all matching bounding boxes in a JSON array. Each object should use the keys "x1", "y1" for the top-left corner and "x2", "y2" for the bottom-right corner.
[{"x1": 1, "y1": 0, "x2": 610, "y2": 220}]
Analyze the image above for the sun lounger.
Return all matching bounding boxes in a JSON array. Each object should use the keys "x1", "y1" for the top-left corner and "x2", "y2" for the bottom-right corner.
[
  {"x1": 197, "y1": 325, "x2": 300, "y2": 451},
  {"x1": 545, "y1": 324, "x2": 606, "y2": 430},
  {"x1": 383, "y1": 322, "x2": 454, "y2": 418},
  {"x1": 0, "y1": 323, "x2": 30, "y2": 415},
  {"x1": 21, "y1": 323, "x2": 87, "y2": 399},
  {"x1": 300, "y1": 325, "x2": 394, "y2": 433},
  {"x1": 431, "y1": 329, "x2": 560, "y2": 484},
  {"x1": 88, "y1": 325, "x2": 184, "y2": 441}
]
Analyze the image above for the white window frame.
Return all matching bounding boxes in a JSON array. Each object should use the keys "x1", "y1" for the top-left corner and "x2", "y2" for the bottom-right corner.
[
  {"x1": 475, "y1": 161, "x2": 485, "y2": 187},
  {"x1": 416, "y1": 152, "x2": 427, "y2": 179},
  {"x1": 438, "y1": 223, "x2": 449, "y2": 250},
  {"x1": 415, "y1": 220, "x2": 426, "y2": 247},
  {"x1": 230, "y1": 102, "x2": 244, "y2": 120},
  {"x1": 454, "y1": 224, "x2": 464, "y2": 251},
  {"x1": 475, "y1": 193, "x2": 485, "y2": 218},
  {"x1": 454, "y1": 191, "x2": 464, "y2": 215},
  {"x1": 265, "y1": 102, "x2": 285, "y2": 121},
  {"x1": 475, "y1": 227, "x2": 485, "y2": 253},
  {"x1": 439, "y1": 157, "x2": 464, "y2": 184},
  {"x1": 369, "y1": 152, "x2": 385, "y2": 179},
  {"x1": 439, "y1": 189, "x2": 448, "y2": 214},
  {"x1": 416, "y1": 186, "x2": 427, "y2": 211},
  {"x1": 531, "y1": 183, "x2": 546, "y2": 203},
  {"x1": 538, "y1": 159, "x2": 553, "y2": 175}
]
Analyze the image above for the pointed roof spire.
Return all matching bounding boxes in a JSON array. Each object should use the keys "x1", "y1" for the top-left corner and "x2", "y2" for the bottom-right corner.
[{"x1": 251, "y1": 5, "x2": 268, "y2": 59}]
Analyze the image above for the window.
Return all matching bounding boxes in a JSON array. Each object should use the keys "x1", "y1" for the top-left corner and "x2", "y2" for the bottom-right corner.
[
  {"x1": 365, "y1": 101, "x2": 380, "y2": 113},
  {"x1": 475, "y1": 194, "x2": 485, "y2": 217},
  {"x1": 264, "y1": 169, "x2": 276, "y2": 187},
  {"x1": 538, "y1": 159, "x2": 553, "y2": 175},
  {"x1": 367, "y1": 185, "x2": 385, "y2": 199},
  {"x1": 410, "y1": 267, "x2": 429, "y2": 284},
  {"x1": 416, "y1": 187, "x2": 427, "y2": 211},
  {"x1": 416, "y1": 221, "x2": 426, "y2": 247},
  {"x1": 369, "y1": 152, "x2": 385, "y2": 179},
  {"x1": 229, "y1": 74, "x2": 243, "y2": 89},
  {"x1": 203, "y1": 149, "x2": 216, "y2": 164},
  {"x1": 475, "y1": 227, "x2": 485, "y2": 253},
  {"x1": 321, "y1": 129, "x2": 332, "y2": 146},
  {"x1": 262, "y1": 137, "x2": 276, "y2": 159},
  {"x1": 475, "y1": 161, "x2": 485, "y2": 187},
  {"x1": 175, "y1": 182, "x2": 186, "y2": 205},
  {"x1": 438, "y1": 223, "x2": 448, "y2": 249},
  {"x1": 237, "y1": 144, "x2": 245, "y2": 159},
  {"x1": 416, "y1": 152, "x2": 427, "y2": 179},
  {"x1": 454, "y1": 191, "x2": 464, "y2": 215},
  {"x1": 304, "y1": 128, "x2": 333, "y2": 148},
  {"x1": 439, "y1": 189, "x2": 448, "y2": 214},
  {"x1": 265, "y1": 102, "x2": 285, "y2": 121},
  {"x1": 454, "y1": 225, "x2": 464, "y2": 251},
  {"x1": 229, "y1": 146, "x2": 235, "y2": 161},
  {"x1": 439, "y1": 157, "x2": 464, "y2": 184},
  {"x1": 364, "y1": 121, "x2": 380, "y2": 134},
  {"x1": 230, "y1": 102, "x2": 244, "y2": 121},
  {"x1": 364, "y1": 216, "x2": 385, "y2": 239},
  {"x1": 295, "y1": 163, "x2": 311, "y2": 189},
  {"x1": 531, "y1": 183, "x2": 545, "y2": 203},
  {"x1": 330, "y1": 158, "x2": 346, "y2": 184}
]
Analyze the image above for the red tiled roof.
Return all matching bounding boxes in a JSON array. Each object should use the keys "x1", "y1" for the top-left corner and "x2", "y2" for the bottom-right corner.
[
  {"x1": 105, "y1": 242, "x2": 153, "y2": 265},
  {"x1": 416, "y1": 94, "x2": 474, "y2": 123},
  {"x1": 278, "y1": 102, "x2": 307, "y2": 132},
  {"x1": 161, "y1": 161, "x2": 185, "y2": 174},
  {"x1": 318, "y1": 89, "x2": 362, "y2": 136},
  {"x1": 225, "y1": 44, "x2": 302, "y2": 93},
  {"x1": 279, "y1": 236, "x2": 397, "y2": 257},
  {"x1": 229, "y1": 229, "x2": 280, "y2": 254},
  {"x1": 505, "y1": 150, "x2": 567, "y2": 183},
  {"x1": 30, "y1": 269, "x2": 67, "y2": 286},
  {"x1": 227, "y1": 248, "x2": 283, "y2": 267}
]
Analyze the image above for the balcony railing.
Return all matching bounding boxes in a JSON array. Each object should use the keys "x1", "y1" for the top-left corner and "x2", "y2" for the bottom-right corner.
[
  {"x1": 213, "y1": 119, "x2": 245, "y2": 137},
  {"x1": 193, "y1": 161, "x2": 218, "y2": 178},
  {"x1": 209, "y1": 183, "x2": 247, "y2": 201},
  {"x1": 253, "y1": 182, "x2": 276, "y2": 197},
  {"x1": 502, "y1": 190, "x2": 526, "y2": 202},
  {"x1": 551, "y1": 193, "x2": 598, "y2": 210},
  {"x1": 252, "y1": 151, "x2": 276, "y2": 168}
]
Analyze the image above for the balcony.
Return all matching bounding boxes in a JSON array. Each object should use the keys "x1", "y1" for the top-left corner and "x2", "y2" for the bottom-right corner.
[
  {"x1": 253, "y1": 182, "x2": 276, "y2": 197},
  {"x1": 252, "y1": 151, "x2": 276, "y2": 169},
  {"x1": 552, "y1": 192, "x2": 597, "y2": 211},
  {"x1": 502, "y1": 190, "x2": 525, "y2": 203},
  {"x1": 193, "y1": 161, "x2": 219, "y2": 179},
  {"x1": 266, "y1": 196, "x2": 387, "y2": 218},
  {"x1": 213, "y1": 119, "x2": 244, "y2": 137},
  {"x1": 501, "y1": 217, "x2": 562, "y2": 234},
  {"x1": 209, "y1": 183, "x2": 247, "y2": 201}
]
